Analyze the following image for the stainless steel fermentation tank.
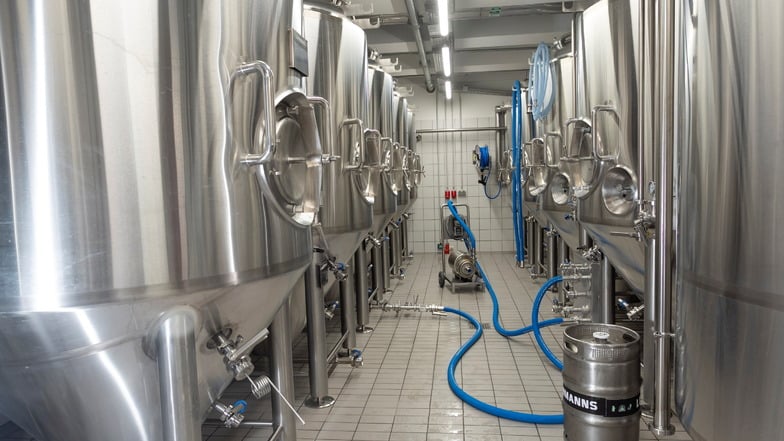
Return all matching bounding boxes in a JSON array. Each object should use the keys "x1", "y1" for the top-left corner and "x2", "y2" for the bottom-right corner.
[
  {"x1": 572, "y1": 0, "x2": 648, "y2": 293},
  {"x1": 299, "y1": 2, "x2": 377, "y2": 409},
  {"x1": 388, "y1": 95, "x2": 411, "y2": 280},
  {"x1": 0, "y1": 1, "x2": 321, "y2": 440},
  {"x1": 539, "y1": 51, "x2": 581, "y2": 253},
  {"x1": 354, "y1": 62, "x2": 399, "y2": 332},
  {"x1": 675, "y1": 1, "x2": 784, "y2": 440}
]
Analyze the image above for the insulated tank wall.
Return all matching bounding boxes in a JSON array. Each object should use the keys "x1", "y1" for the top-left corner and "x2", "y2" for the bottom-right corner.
[
  {"x1": 0, "y1": 1, "x2": 320, "y2": 440},
  {"x1": 675, "y1": 1, "x2": 784, "y2": 440}
]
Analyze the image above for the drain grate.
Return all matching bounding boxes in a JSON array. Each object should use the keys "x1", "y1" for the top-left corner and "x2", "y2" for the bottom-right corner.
[{"x1": 481, "y1": 322, "x2": 492, "y2": 330}]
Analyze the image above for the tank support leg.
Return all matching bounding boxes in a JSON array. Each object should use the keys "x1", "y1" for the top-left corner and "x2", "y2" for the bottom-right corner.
[
  {"x1": 156, "y1": 307, "x2": 201, "y2": 441},
  {"x1": 355, "y1": 245, "x2": 373, "y2": 333},
  {"x1": 304, "y1": 261, "x2": 335, "y2": 408},
  {"x1": 270, "y1": 301, "x2": 297, "y2": 441}
]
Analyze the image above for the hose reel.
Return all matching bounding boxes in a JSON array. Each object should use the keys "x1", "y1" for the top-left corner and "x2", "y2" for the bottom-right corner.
[{"x1": 472, "y1": 145, "x2": 492, "y2": 185}]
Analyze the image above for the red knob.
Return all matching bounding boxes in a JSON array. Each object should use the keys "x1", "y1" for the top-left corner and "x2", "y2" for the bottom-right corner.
[{"x1": 444, "y1": 243, "x2": 450, "y2": 254}]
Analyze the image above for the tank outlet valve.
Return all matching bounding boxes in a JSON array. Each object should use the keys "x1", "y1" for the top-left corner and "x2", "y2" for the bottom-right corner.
[
  {"x1": 211, "y1": 330, "x2": 270, "y2": 381},
  {"x1": 213, "y1": 400, "x2": 246, "y2": 428},
  {"x1": 324, "y1": 301, "x2": 339, "y2": 320},
  {"x1": 322, "y1": 154, "x2": 340, "y2": 164}
]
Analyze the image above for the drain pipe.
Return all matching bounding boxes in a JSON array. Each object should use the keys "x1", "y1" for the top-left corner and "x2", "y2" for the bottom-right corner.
[{"x1": 404, "y1": 0, "x2": 435, "y2": 93}]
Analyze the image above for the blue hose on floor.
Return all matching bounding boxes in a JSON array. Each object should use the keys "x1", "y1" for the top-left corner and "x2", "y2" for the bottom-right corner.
[
  {"x1": 443, "y1": 306, "x2": 564, "y2": 425},
  {"x1": 444, "y1": 200, "x2": 566, "y2": 424}
]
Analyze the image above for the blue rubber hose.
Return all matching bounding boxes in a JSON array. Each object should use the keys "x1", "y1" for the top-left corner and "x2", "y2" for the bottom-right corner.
[
  {"x1": 532, "y1": 276, "x2": 565, "y2": 370},
  {"x1": 446, "y1": 201, "x2": 564, "y2": 358},
  {"x1": 443, "y1": 306, "x2": 565, "y2": 425}
]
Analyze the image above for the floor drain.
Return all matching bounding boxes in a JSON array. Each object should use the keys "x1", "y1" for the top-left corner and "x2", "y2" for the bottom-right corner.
[{"x1": 481, "y1": 322, "x2": 492, "y2": 329}]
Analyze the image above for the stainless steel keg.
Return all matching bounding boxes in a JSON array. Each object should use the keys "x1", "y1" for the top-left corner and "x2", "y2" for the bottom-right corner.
[{"x1": 562, "y1": 324, "x2": 641, "y2": 441}]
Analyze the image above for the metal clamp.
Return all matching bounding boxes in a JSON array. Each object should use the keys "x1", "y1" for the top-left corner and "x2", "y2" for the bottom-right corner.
[{"x1": 213, "y1": 400, "x2": 246, "y2": 428}]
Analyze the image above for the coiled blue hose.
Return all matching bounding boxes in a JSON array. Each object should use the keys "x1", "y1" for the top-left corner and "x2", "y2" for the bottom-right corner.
[{"x1": 529, "y1": 42, "x2": 556, "y2": 121}]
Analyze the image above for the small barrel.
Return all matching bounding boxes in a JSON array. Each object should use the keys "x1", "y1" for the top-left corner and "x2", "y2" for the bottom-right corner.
[{"x1": 562, "y1": 324, "x2": 641, "y2": 441}]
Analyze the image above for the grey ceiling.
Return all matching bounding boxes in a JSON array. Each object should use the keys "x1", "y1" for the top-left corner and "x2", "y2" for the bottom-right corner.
[{"x1": 349, "y1": 0, "x2": 572, "y2": 94}]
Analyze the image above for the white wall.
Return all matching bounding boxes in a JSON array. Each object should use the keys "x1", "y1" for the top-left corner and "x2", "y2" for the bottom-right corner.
[{"x1": 406, "y1": 85, "x2": 515, "y2": 254}]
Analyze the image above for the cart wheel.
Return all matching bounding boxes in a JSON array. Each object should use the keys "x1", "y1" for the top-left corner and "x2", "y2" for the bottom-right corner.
[{"x1": 438, "y1": 272, "x2": 445, "y2": 288}]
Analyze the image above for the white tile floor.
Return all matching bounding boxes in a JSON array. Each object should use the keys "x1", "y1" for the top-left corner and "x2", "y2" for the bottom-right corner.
[{"x1": 0, "y1": 252, "x2": 694, "y2": 441}]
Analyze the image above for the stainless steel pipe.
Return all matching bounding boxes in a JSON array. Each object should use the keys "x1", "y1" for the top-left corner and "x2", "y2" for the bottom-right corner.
[
  {"x1": 547, "y1": 226, "x2": 558, "y2": 285},
  {"x1": 339, "y1": 258, "x2": 357, "y2": 351},
  {"x1": 534, "y1": 222, "x2": 545, "y2": 276},
  {"x1": 382, "y1": 232, "x2": 392, "y2": 287},
  {"x1": 270, "y1": 302, "x2": 296, "y2": 441},
  {"x1": 403, "y1": 0, "x2": 435, "y2": 93},
  {"x1": 651, "y1": 0, "x2": 675, "y2": 434},
  {"x1": 355, "y1": 245, "x2": 373, "y2": 333},
  {"x1": 156, "y1": 308, "x2": 201, "y2": 441},
  {"x1": 417, "y1": 126, "x2": 507, "y2": 134},
  {"x1": 390, "y1": 225, "x2": 404, "y2": 279},
  {"x1": 642, "y1": 235, "x2": 656, "y2": 414},
  {"x1": 558, "y1": 237, "x2": 569, "y2": 304},
  {"x1": 304, "y1": 262, "x2": 335, "y2": 408},
  {"x1": 601, "y1": 256, "x2": 615, "y2": 324}
]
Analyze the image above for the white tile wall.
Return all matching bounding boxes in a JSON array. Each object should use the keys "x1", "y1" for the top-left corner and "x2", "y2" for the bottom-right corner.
[{"x1": 406, "y1": 87, "x2": 515, "y2": 254}]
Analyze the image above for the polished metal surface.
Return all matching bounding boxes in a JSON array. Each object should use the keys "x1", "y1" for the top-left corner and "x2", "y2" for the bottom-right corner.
[
  {"x1": 448, "y1": 250, "x2": 476, "y2": 281},
  {"x1": 563, "y1": 324, "x2": 641, "y2": 441},
  {"x1": 675, "y1": 1, "x2": 784, "y2": 440},
  {"x1": 270, "y1": 302, "x2": 297, "y2": 441},
  {"x1": 304, "y1": 2, "x2": 373, "y2": 269},
  {"x1": 0, "y1": 1, "x2": 318, "y2": 440},
  {"x1": 366, "y1": 65, "x2": 398, "y2": 237},
  {"x1": 573, "y1": 0, "x2": 646, "y2": 292},
  {"x1": 391, "y1": 94, "x2": 410, "y2": 217},
  {"x1": 539, "y1": 53, "x2": 582, "y2": 251}
]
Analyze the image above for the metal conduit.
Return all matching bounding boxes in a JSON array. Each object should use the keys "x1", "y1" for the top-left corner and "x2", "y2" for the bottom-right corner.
[{"x1": 403, "y1": 0, "x2": 435, "y2": 93}]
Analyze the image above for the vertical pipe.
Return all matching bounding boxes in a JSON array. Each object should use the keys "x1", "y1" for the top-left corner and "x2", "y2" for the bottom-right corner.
[
  {"x1": 547, "y1": 226, "x2": 558, "y2": 290},
  {"x1": 304, "y1": 262, "x2": 334, "y2": 408},
  {"x1": 534, "y1": 221, "x2": 544, "y2": 276},
  {"x1": 651, "y1": 0, "x2": 675, "y2": 434},
  {"x1": 525, "y1": 218, "x2": 535, "y2": 267},
  {"x1": 401, "y1": 216, "x2": 409, "y2": 260},
  {"x1": 381, "y1": 229, "x2": 392, "y2": 287},
  {"x1": 558, "y1": 237, "x2": 569, "y2": 304},
  {"x1": 390, "y1": 225, "x2": 403, "y2": 279},
  {"x1": 355, "y1": 244, "x2": 373, "y2": 333},
  {"x1": 642, "y1": 236, "x2": 657, "y2": 414},
  {"x1": 340, "y1": 257, "x2": 357, "y2": 350},
  {"x1": 579, "y1": 223, "x2": 592, "y2": 249},
  {"x1": 373, "y1": 242, "x2": 386, "y2": 297},
  {"x1": 156, "y1": 308, "x2": 201, "y2": 441},
  {"x1": 270, "y1": 301, "x2": 296, "y2": 441},
  {"x1": 601, "y1": 256, "x2": 615, "y2": 324}
]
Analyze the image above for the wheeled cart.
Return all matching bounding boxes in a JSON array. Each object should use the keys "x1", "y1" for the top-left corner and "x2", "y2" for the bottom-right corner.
[{"x1": 438, "y1": 203, "x2": 484, "y2": 292}]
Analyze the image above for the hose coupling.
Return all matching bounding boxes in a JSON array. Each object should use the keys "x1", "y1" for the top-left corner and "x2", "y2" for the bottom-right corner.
[{"x1": 213, "y1": 400, "x2": 246, "y2": 428}]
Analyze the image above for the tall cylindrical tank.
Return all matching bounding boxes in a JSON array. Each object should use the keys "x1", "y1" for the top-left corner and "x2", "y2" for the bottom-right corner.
[
  {"x1": 570, "y1": 0, "x2": 647, "y2": 292},
  {"x1": 0, "y1": 1, "x2": 321, "y2": 440},
  {"x1": 366, "y1": 64, "x2": 398, "y2": 238},
  {"x1": 303, "y1": 2, "x2": 374, "y2": 269},
  {"x1": 563, "y1": 324, "x2": 641, "y2": 441},
  {"x1": 539, "y1": 49, "x2": 582, "y2": 252},
  {"x1": 675, "y1": 1, "x2": 784, "y2": 440},
  {"x1": 391, "y1": 94, "x2": 410, "y2": 217}
]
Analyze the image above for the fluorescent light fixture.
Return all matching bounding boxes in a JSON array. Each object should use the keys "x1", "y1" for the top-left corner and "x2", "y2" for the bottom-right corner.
[
  {"x1": 441, "y1": 46, "x2": 451, "y2": 77},
  {"x1": 438, "y1": 0, "x2": 449, "y2": 36},
  {"x1": 445, "y1": 80, "x2": 452, "y2": 100}
]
